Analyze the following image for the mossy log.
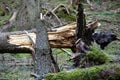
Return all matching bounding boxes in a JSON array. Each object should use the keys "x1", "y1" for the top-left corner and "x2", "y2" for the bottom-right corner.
[
  {"x1": 45, "y1": 64, "x2": 120, "y2": 80},
  {"x1": 0, "y1": 21, "x2": 98, "y2": 53}
]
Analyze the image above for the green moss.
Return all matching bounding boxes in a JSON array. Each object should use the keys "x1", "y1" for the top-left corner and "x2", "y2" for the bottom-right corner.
[
  {"x1": 45, "y1": 64, "x2": 120, "y2": 80},
  {"x1": 13, "y1": 54, "x2": 31, "y2": 58},
  {"x1": 86, "y1": 46, "x2": 110, "y2": 64}
]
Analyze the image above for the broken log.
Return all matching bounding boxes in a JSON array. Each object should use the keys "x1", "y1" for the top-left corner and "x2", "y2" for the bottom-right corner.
[{"x1": 0, "y1": 21, "x2": 99, "y2": 53}]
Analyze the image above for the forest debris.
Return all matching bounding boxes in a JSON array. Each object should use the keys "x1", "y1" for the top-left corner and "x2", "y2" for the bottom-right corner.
[{"x1": 0, "y1": 21, "x2": 99, "y2": 53}]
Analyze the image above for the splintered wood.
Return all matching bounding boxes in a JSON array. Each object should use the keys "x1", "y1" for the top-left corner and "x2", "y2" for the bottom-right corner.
[{"x1": 0, "y1": 21, "x2": 99, "y2": 53}]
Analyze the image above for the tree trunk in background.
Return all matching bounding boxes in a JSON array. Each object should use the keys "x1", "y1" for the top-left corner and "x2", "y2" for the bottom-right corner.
[{"x1": 15, "y1": 0, "x2": 39, "y2": 31}]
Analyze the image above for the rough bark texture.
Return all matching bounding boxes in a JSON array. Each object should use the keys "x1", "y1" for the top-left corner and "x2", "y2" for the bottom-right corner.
[
  {"x1": 76, "y1": 3, "x2": 95, "y2": 46},
  {"x1": 34, "y1": 0, "x2": 58, "y2": 79},
  {"x1": 76, "y1": 3, "x2": 96, "y2": 47},
  {"x1": 34, "y1": 20, "x2": 57, "y2": 79},
  {"x1": 8, "y1": 0, "x2": 59, "y2": 79},
  {"x1": 69, "y1": 3, "x2": 97, "y2": 69},
  {"x1": 14, "y1": 0, "x2": 39, "y2": 31},
  {"x1": 76, "y1": 3, "x2": 86, "y2": 40}
]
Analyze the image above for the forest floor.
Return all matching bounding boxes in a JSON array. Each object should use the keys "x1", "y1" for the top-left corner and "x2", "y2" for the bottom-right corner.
[
  {"x1": 0, "y1": 0, "x2": 120, "y2": 79},
  {"x1": 85, "y1": 0, "x2": 120, "y2": 55}
]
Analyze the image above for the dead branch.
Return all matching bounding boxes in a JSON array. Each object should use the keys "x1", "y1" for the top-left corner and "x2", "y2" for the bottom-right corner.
[
  {"x1": 52, "y1": 4, "x2": 70, "y2": 14},
  {"x1": 47, "y1": 11, "x2": 63, "y2": 25},
  {"x1": 9, "y1": 10, "x2": 18, "y2": 24},
  {"x1": 44, "y1": 4, "x2": 70, "y2": 17},
  {"x1": 60, "y1": 48, "x2": 73, "y2": 56},
  {"x1": 0, "y1": 10, "x2": 18, "y2": 32},
  {"x1": 43, "y1": 4, "x2": 70, "y2": 26},
  {"x1": 86, "y1": 0, "x2": 94, "y2": 10}
]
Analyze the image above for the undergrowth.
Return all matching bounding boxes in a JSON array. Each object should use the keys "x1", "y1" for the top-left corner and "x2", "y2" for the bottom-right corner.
[
  {"x1": 86, "y1": 45, "x2": 110, "y2": 64},
  {"x1": 46, "y1": 64, "x2": 120, "y2": 80}
]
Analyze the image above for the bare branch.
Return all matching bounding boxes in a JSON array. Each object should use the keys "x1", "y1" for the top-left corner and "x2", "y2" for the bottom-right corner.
[
  {"x1": 24, "y1": 30, "x2": 35, "y2": 46},
  {"x1": 86, "y1": 0, "x2": 94, "y2": 10},
  {"x1": 60, "y1": 48, "x2": 73, "y2": 56},
  {"x1": 0, "y1": 10, "x2": 18, "y2": 32}
]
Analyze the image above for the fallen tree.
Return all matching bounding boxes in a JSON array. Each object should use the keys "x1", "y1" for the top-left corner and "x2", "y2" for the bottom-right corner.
[{"x1": 0, "y1": 21, "x2": 98, "y2": 53}]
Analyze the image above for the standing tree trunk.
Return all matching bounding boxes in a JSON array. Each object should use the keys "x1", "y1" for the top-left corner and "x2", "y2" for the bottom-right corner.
[
  {"x1": 11, "y1": 0, "x2": 59, "y2": 79},
  {"x1": 33, "y1": 0, "x2": 59, "y2": 80},
  {"x1": 69, "y1": 2, "x2": 97, "y2": 69},
  {"x1": 34, "y1": 20, "x2": 59, "y2": 79},
  {"x1": 76, "y1": 3, "x2": 86, "y2": 40},
  {"x1": 76, "y1": 3, "x2": 94, "y2": 46}
]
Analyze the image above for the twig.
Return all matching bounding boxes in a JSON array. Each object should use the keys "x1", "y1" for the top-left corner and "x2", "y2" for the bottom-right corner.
[
  {"x1": 44, "y1": 4, "x2": 70, "y2": 17},
  {"x1": 52, "y1": 4, "x2": 70, "y2": 14},
  {"x1": 48, "y1": 11, "x2": 63, "y2": 26},
  {"x1": 31, "y1": 73, "x2": 39, "y2": 78},
  {"x1": 24, "y1": 30, "x2": 35, "y2": 46},
  {"x1": 60, "y1": 48, "x2": 73, "y2": 56},
  {"x1": 86, "y1": 20, "x2": 101, "y2": 29},
  {"x1": 86, "y1": 0, "x2": 94, "y2": 10},
  {"x1": 9, "y1": 10, "x2": 18, "y2": 24},
  {"x1": 0, "y1": 10, "x2": 18, "y2": 32},
  {"x1": 24, "y1": 30, "x2": 36, "y2": 61},
  {"x1": 43, "y1": 4, "x2": 70, "y2": 26}
]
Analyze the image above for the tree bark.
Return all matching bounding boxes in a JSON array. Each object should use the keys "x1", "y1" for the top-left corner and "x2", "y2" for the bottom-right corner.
[
  {"x1": 34, "y1": 0, "x2": 59, "y2": 79},
  {"x1": 0, "y1": 23, "x2": 75, "y2": 53},
  {"x1": 76, "y1": 3, "x2": 96, "y2": 46},
  {"x1": 0, "y1": 21, "x2": 98, "y2": 53},
  {"x1": 69, "y1": 3, "x2": 98, "y2": 69},
  {"x1": 34, "y1": 20, "x2": 57, "y2": 79},
  {"x1": 6, "y1": 0, "x2": 59, "y2": 79},
  {"x1": 14, "y1": 0, "x2": 39, "y2": 31},
  {"x1": 76, "y1": 3, "x2": 86, "y2": 40},
  {"x1": 0, "y1": 30, "x2": 34, "y2": 53}
]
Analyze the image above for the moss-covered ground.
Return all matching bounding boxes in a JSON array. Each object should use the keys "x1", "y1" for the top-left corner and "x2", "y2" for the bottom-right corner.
[{"x1": 46, "y1": 64, "x2": 120, "y2": 80}]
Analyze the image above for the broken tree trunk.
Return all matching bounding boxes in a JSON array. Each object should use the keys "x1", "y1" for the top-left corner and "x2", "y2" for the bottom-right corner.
[
  {"x1": 0, "y1": 21, "x2": 98, "y2": 53},
  {"x1": 68, "y1": 3, "x2": 98, "y2": 69}
]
